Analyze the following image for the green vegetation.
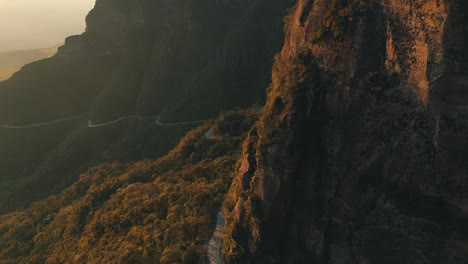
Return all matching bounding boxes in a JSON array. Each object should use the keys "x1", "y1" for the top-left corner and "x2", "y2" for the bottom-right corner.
[
  {"x1": 0, "y1": 110, "x2": 257, "y2": 263},
  {"x1": 0, "y1": 120, "x2": 194, "y2": 213},
  {"x1": 313, "y1": 0, "x2": 361, "y2": 41}
]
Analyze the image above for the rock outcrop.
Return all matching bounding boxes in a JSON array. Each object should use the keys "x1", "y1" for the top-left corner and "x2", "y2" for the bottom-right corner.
[{"x1": 224, "y1": 0, "x2": 468, "y2": 263}]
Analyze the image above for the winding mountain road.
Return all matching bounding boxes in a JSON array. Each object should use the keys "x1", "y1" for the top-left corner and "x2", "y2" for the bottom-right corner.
[
  {"x1": 206, "y1": 210, "x2": 225, "y2": 264},
  {"x1": 2, "y1": 113, "x2": 225, "y2": 262},
  {"x1": 0, "y1": 114, "x2": 206, "y2": 129},
  {"x1": 0, "y1": 113, "x2": 88, "y2": 129},
  {"x1": 2, "y1": 113, "x2": 221, "y2": 262},
  {"x1": 155, "y1": 117, "x2": 206, "y2": 126},
  {"x1": 87, "y1": 115, "x2": 158, "y2": 128}
]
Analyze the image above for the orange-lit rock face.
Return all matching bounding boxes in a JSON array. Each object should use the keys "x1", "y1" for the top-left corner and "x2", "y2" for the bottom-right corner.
[
  {"x1": 282, "y1": 0, "x2": 450, "y2": 103},
  {"x1": 282, "y1": 0, "x2": 371, "y2": 77},
  {"x1": 225, "y1": 1, "x2": 468, "y2": 263},
  {"x1": 384, "y1": 0, "x2": 447, "y2": 102}
]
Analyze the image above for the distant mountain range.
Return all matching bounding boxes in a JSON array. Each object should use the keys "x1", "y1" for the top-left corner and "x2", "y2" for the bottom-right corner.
[{"x1": 0, "y1": 46, "x2": 58, "y2": 80}]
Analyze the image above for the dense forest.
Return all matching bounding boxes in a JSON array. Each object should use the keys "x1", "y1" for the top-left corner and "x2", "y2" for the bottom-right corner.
[{"x1": 0, "y1": 110, "x2": 257, "y2": 263}]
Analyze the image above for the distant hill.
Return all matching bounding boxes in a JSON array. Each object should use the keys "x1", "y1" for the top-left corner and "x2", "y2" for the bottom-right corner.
[{"x1": 0, "y1": 46, "x2": 58, "y2": 80}]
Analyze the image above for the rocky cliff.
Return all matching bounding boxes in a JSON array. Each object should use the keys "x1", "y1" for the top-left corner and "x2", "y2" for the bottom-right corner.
[{"x1": 224, "y1": 0, "x2": 468, "y2": 263}]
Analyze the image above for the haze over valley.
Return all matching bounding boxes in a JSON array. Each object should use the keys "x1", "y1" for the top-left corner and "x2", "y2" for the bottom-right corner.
[
  {"x1": 0, "y1": 0, "x2": 95, "y2": 80},
  {"x1": 0, "y1": 0, "x2": 95, "y2": 52}
]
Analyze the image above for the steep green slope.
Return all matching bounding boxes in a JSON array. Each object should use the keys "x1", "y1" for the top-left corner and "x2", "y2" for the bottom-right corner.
[{"x1": 0, "y1": 110, "x2": 257, "y2": 263}]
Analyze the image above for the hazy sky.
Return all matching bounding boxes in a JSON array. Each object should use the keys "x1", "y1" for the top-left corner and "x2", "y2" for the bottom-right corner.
[{"x1": 0, "y1": 0, "x2": 95, "y2": 51}]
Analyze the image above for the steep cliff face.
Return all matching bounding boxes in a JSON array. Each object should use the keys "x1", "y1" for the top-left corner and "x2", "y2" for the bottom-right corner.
[
  {"x1": 0, "y1": 0, "x2": 293, "y2": 212},
  {"x1": 224, "y1": 0, "x2": 468, "y2": 263}
]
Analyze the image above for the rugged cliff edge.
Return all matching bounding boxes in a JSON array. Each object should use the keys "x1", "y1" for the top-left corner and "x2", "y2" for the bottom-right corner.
[{"x1": 223, "y1": 0, "x2": 468, "y2": 263}]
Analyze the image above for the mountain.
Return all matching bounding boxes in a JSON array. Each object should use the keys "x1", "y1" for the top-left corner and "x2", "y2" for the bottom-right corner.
[
  {"x1": 0, "y1": 47, "x2": 58, "y2": 81},
  {"x1": 0, "y1": 0, "x2": 293, "y2": 212},
  {"x1": 0, "y1": 0, "x2": 467, "y2": 263}
]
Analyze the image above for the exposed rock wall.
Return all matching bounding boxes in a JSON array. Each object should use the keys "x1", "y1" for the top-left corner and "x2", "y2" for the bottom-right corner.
[
  {"x1": 282, "y1": 0, "x2": 449, "y2": 102},
  {"x1": 224, "y1": 0, "x2": 468, "y2": 263}
]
